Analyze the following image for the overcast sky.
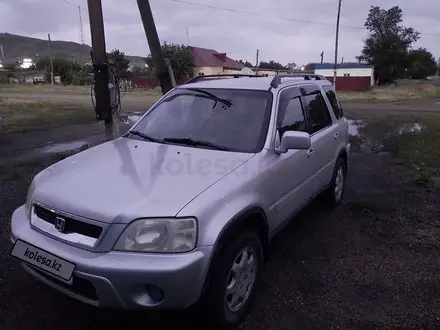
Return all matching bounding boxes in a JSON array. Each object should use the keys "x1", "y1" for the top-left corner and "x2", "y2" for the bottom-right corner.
[{"x1": 1, "y1": 0, "x2": 439, "y2": 66}]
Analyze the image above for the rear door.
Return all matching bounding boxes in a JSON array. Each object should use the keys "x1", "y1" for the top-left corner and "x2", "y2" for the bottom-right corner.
[
  {"x1": 300, "y1": 85, "x2": 337, "y2": 194},
  {"x1": 322, "y1": 84, "x2": 349, "y2": 151}
]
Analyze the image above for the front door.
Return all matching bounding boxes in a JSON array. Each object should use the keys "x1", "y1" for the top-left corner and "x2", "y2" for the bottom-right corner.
[{"x1": 268, "y1": 87, "x2": 316, "y2": 225}]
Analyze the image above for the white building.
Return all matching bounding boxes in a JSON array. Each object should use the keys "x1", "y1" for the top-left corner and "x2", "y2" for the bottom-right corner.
[{"x1": 314, "y1": 63, "x2": 374, "y2": 90}]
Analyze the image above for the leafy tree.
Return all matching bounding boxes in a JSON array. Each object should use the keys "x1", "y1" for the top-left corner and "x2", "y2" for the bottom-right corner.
[
  {"x1": 304, "y1": 63, "x2": 315, "y2": 71},
  {"x1": 131, "y1": 65, "x2": 150, "y2": 76},
  {"x1": 238, "y1": 59, "x2": 254, "y2": 68},
  {"x1": 144, "y1": 42, "x2": 194, "y2": 80},
  {"x1": 405, "y1": 48, "x2": 437, "y2": 79},
  {"x1": 258, "y1": 60, "x2": 286, "y2": 70},
  {"x1": 358, "y1": 6, "x2": 419, "y2": 84},
  {"x1": 35, "y1": 57, "x2": 81, "y2": 84},
  {"x1": 108, "y1": 49, "x2": 130, "y2": 77}
]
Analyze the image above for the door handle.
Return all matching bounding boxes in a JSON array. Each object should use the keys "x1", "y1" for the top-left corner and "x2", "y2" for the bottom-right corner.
[
  {"x1": 307, "y1": 148, "x2": 315, "y2": 158},
  {"x1": 334, "y1": 132, "x2": 340, "y2": 139}
]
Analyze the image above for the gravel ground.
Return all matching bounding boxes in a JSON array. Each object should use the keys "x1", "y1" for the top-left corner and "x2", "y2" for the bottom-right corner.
[{"x1": 1, "y1": 103, "x2": 440, "y2": 329}]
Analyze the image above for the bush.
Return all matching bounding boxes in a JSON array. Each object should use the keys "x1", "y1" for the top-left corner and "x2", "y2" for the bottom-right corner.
[{"x1": 71, "y1": 73, "x2": 93, "y2": 86}]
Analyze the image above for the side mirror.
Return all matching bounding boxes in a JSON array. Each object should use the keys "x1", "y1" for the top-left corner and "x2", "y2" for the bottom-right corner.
[{"x1": 275, "y1": 131, "x2": 311, "y2": 154}]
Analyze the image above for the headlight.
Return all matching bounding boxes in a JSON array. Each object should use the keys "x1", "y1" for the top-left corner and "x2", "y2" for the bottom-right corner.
[
  {"x1": 113, "y1": 218, "x2": 197, "y2": 253},
  {"x1": 25, "y1": 180, "x2": 36, "y2": 219}
]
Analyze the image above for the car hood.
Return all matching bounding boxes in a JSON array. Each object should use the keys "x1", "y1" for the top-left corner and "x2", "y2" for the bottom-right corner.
[{"x1": 32, "y1": 137, "x2": 254, "y2": 224}]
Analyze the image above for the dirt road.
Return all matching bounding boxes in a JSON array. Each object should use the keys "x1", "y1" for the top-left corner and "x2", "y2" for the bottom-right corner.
[{"x1": 1, "y1": 101, "x2": 440, "y2": 329}]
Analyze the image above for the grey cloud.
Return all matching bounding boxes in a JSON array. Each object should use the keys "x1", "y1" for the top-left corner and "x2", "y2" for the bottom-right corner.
[{"x1": 0, "y1": 0, "x2": 438, "y2": 65}]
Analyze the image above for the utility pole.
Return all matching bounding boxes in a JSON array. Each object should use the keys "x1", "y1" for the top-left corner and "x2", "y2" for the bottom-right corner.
[
  {"x1": 255, "y1": 49, "x2": 259, "y2": 74},
  {"x1": 437, "y1": 57, "x2": 440, "y2": 77},
  {"x1": 87, "y1": 0, "x2": 118, "y2": 141},
  {"x1": 333, "y1": 0, "x2": 342, "y2": 88},
  {"x1": 165, "y1": 58, "x2": 176, "y2": 87},
  {"x1": 47, "y1": 34, "x2": 54, "y2": 85},
  {"x1": 320, "y1": 51, "x2": 324, "y2": 64},
  {"x1": 136, "y1": 0, "x2": 173, "y2": 94},
  {"x1": 78, "y1": 5, "x2": 85, "y2": 44},
  {"x1": 186, "y1": 27, "x2": 190, "y2": 46}
]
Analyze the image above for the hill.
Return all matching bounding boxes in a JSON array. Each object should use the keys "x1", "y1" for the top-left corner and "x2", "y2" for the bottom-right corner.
[{"x1": 0, "y1": 33, "x2": 144, "y2": 64}]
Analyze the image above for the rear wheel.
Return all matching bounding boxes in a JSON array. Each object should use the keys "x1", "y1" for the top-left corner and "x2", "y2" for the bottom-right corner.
[
  {"x1": 322, "y1": 157, "x2": 347, "y2": 206},
  {"x1": 202, "y1": 230, "x2": 263, "y2": 328}
]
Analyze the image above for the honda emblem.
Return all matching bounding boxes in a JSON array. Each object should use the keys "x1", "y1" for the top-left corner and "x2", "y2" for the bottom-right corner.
[{"x1": 55, "y1": 216, "x2": 66, "y2": 233}]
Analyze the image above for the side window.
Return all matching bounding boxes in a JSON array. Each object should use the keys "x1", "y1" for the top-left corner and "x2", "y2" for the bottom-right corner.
[
  {"x1": 303, "y1": 92, "x2": 332, "y2": 134},
  {"x1": 278, "y1": 97, "x2": 307, "y2": 137},
  {"x1": 323, "y1": 86, "x2": 344, "y2": 119}
]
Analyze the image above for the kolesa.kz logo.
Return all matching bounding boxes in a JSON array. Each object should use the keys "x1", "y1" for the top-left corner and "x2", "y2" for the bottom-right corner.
[{"x1": 23, "y1": 247, "x2": 62, "y2": 271}]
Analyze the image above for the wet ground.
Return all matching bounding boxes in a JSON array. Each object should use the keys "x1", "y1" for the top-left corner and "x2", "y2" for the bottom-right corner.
[{"x1": 1, "y1": 100, "x2": 440, "y2": 329}]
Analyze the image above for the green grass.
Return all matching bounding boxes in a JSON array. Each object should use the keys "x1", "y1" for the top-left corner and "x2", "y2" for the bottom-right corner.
[
  {"x1": 382, "y1": 119, "x2": 440, "y2": 189},
  {"x1": 0, "y1": 98, "x2": 94, "y2": 133},
  {"x1": 338, "y1": 84, "x2": 440, "y2": 102}
]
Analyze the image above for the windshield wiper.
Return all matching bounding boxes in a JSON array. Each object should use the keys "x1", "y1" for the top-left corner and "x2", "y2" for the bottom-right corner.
[
  {"x1": 128, "y1": 130, "x2": 166, "y2": 144},
  {"x1": 184, "y1": 88, "x2": 233, "y2": 109},
  {"x1": 163, "y1": 137, "x2": 230, "y2": 151}
]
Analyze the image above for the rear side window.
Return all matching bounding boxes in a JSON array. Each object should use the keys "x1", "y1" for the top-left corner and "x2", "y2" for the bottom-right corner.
[
  {"x1": 303, "y1": 92, "x2": 332, "y2": 134},
  {"x1": 323, "y1": 86, "x2": 344, "y2": 119},
  {"x1": 278, "y1": 97, "x2": 307, "y2": 137}
]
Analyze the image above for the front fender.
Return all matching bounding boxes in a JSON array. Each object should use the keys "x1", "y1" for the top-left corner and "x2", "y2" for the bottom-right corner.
[{"x1": 178, "y1": 193, "x2": 268, "y2": 247}]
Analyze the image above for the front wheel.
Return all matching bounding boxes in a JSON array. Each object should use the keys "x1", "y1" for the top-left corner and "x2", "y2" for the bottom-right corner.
[{"x1": 202, "y1": 230, "x2": 263, "y2": 328}]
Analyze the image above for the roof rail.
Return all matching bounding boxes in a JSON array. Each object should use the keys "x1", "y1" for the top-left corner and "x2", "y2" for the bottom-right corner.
[
  {"x1": 269, "y1": 73, "x2": 327, "y2": 88},
  {"x1": 185, "y1": 74, "x2": 263, "y2": 84}
]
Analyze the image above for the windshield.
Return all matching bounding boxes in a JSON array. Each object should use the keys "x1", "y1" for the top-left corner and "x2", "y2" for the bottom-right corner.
[{"x1": 131, "y1": 88, "x2": 273, "y2": 153}]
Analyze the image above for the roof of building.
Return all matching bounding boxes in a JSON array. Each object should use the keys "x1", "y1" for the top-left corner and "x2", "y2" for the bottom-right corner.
[
  {"x1": 314, "y1": 63, "x2": 374, "y2": 69},
  {"x1": 189, "y1": 46, "x2": 244, "y2": 70},
  {"x1": 178, "y1": 75, "x2": 332, "y2": 91}
]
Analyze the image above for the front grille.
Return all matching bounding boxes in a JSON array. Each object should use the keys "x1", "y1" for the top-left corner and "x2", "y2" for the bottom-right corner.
[
  {"x1": 32, "y1": 267, "x2": 98, "y2": 301},
  {"x1": 34, "y1": 204, "x2": 103, "y2": 239}
]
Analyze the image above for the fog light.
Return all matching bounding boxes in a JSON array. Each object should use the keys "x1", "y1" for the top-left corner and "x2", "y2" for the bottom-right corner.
[{"x1": 146, "y1": 284, "x2": 164, "y2": 302}]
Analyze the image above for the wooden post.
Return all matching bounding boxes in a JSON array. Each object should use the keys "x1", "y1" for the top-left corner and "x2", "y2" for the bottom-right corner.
[{"x1": 136, "y1": 0, "x2": 173, "y2": 94}]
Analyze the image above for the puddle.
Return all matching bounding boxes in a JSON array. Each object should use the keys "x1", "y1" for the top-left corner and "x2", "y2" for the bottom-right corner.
[
  {"x1": 42, "y1": 141, "x2": 88, "y2": 153},
  {"x1": 348, "y1": 119, "x2": 366, "y2": 136},
  {"x1": 398, "y1": 123, "x2": 423, "y2": 134},
  {"x1": 118, "y1": 113, "x2": 143, "y2": 125},
  {"x1": 128, "y1": 114, "x2": 143, "y2": 124},
  {"x1": 349, "y1": 119, "x2": 425, "y2": 154}
]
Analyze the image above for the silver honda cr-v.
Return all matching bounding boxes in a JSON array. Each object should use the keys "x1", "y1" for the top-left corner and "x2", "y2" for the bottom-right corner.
[{"x1": 11, "y1": 74, "x2": 350, "y2": 327}]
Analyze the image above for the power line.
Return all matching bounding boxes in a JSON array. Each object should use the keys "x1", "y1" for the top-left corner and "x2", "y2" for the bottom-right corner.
[{"x1": 163, "y1": 0, "x2": 440, "y2": 37}]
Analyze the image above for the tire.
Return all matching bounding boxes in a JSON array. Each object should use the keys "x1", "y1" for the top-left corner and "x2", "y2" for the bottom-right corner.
[
  {"x1": 322, "y1": 157, "x2": 347, "y2": 207},
  {"x1": 201, "y1": 230, "x2": 264, "y2": 328}
]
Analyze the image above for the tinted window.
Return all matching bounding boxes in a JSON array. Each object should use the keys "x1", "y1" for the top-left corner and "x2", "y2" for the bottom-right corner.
[
  {"x1": 323, "y1": 86, "x2": 344, "y2": 119},
  {"x1": 132, "y1": 88, "x2": 273, "y2": 153},
  {"x1": 303, "y1": 93, "x2": 332, "y2": 134},
  {"x1": 278, "y1": 97, "x2": 306, "y2": 137}
]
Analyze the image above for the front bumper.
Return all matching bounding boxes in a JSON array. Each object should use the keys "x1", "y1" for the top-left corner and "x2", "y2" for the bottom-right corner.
[{"x1": 11, "y1": 205, "x2": 214, "y2": 309}]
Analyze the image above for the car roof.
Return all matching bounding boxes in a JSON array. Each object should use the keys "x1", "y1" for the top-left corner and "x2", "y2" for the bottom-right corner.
[{"x1": 177, "y1": 76, "x2": 333, "y2": 91}]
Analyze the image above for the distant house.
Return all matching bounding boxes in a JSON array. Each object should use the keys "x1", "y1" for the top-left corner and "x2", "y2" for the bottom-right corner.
[
  {"x1": 189, "y1": 46, "x2": 244, "y2": 76},
  {"x1": 314, "y1": 63, "x2": 374, "y2": 91}
]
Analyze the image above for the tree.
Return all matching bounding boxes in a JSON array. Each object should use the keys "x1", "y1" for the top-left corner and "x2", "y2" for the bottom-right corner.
[
  {"x1": 144, "y1": 42, "x2": 194, "y2": 81},
  {"x1": 108, "y1": 49, "x2": 130, "y2": 77},
  {"x1": 405, "y1": 48, "x2": 437, "y2": 79},
  {"x1": 258, "y1": 60, "x2": 286, "y2": 70},
  {"x1": 358, "y1": 6, "x2": 419, "y2": 84},
  {"x1": 238, "y1": 59, "x2": 254, "y2": 68},
  {"x1": 34, "y1": 57, "x2": 81, "y2": 84},
  {"x1": 304, "y1": 63, "x2": 315, "y2": 72},
  {"x1": 131, "y1": 65, "x2": 150, "y2": 76}
]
